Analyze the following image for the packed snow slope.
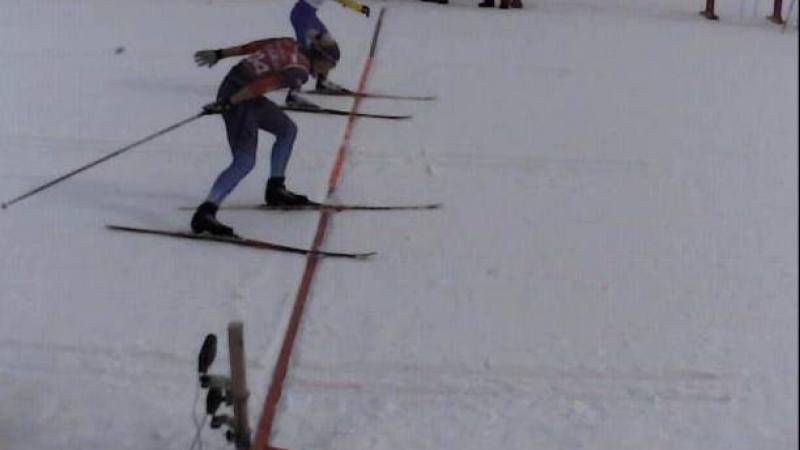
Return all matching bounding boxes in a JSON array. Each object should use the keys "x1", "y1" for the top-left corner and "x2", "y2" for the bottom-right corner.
[{"x1": 0, "y1": 0, "x2": 796, "y2": 449}]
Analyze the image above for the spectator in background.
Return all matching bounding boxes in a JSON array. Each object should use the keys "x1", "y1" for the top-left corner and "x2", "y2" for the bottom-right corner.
[{"x1": 479, "y1": 0, "x2": 521, "y2": 8}]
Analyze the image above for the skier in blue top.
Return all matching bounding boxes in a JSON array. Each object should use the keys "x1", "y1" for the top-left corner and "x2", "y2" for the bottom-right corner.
[{"x1": 286, "y1": 0, "x2": 370, "y2": 105}]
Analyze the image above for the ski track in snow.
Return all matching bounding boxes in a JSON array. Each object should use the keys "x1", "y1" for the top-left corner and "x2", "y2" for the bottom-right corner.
[{"x1": 288, "y1": 361, "x2": 738, "y2": 404}]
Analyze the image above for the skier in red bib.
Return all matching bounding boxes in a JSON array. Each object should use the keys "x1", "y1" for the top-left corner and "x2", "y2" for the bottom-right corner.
[{"x1": 191, "y1": 34, "x2": 340, "y2": 237}]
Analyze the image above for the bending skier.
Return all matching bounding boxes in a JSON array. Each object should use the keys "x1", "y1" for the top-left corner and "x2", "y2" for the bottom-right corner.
[
  {"x1": 191, "y1": 35, "x2": 340, "y2": 237},
  {"x1": 287, "y1": 0, "x2": 370, "y2": 104}
]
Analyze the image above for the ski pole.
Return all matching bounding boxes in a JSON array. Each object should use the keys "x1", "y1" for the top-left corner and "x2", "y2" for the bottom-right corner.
[{"x1": 2, "y1": 112, "x2": 205, "y2": 210}]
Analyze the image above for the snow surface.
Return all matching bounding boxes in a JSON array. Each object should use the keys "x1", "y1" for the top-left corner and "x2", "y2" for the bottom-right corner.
[{"x1": 0, "y1": 0, "x2": 797, "y2": 449}]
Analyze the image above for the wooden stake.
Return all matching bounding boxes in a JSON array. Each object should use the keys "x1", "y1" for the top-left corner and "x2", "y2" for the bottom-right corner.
[{"x1": 228, "y1": 321, "x2": 251, "y2": 450}]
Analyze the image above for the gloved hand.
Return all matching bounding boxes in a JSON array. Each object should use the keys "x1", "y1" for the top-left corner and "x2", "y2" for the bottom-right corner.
[
  {"x1": 194, "y1": 49, "x2": 223, "y2": 68},
  {"x1": 361, "y1": 5, "x2": 370, "y2": 16},
  {"x1": 202, "y1": 98, "x2": 233, "y2": 115}
]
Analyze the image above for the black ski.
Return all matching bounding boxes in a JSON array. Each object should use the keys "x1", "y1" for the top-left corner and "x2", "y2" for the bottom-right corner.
[
  {"x1": 280, "y1": 106, "x2": 411, "y2": 120},
  {"x1": 178, "y1": 203, "x2": 441, "y2": 212},
  {"x1": 106, "y1": 225, "x2": 375, "y2": 259},
  {"x1": 301, "y1": 90, "x2": 436, "y2": 101}
]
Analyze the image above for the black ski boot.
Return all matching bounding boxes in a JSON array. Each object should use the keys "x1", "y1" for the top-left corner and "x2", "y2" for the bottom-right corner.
[
  {"x1": 265, "y1": 177, "x2": 311, "y2": 206},
  {"x1": 315, "y1": 75, "x2": 328, "y2": 92},
  {"x1": 286, "y1": 90, "x2": 320, "y2": 109},
  {"x1": 191, "y1": 202, "x2": 236, "y2": 237},
  {"x1": 478, "y1": 0, "x2": 494, "y2": 6},
  {"x1": 315, "y1": 77, "x2": 350, "y2": 94}
]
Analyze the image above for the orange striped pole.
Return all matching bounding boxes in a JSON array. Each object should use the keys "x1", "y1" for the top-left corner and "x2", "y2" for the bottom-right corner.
[{"x1": 251, "y1": 8, "x2": 388, "y2": 450}]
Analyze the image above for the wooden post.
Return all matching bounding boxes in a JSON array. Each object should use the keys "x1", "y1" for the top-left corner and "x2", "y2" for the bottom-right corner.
[
  {"x1": 701, "y1": 0, "x2": 720, "y2": 20},
  {"x1": 768, "y1": 0, "x2": 785, "y2": 23},
  {"x1": 228, "y1": 322, "x2": 251, "y2": 450}
]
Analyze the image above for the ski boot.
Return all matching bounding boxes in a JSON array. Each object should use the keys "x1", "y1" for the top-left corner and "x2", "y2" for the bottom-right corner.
[
  {"x1": 265, "y1": 177, "x2": 311, "y2": 206},
  {"x1": 315, "y1": 77, "x2": 351, "y2": 95},
  {"x1": 191, "y1": 202, "x2": 236, "y2": 237},
  {"x1": 510, "y1": 0, "x2": 522, "y2": 8},
  {"x1": 285, "y1": 90, "x2": 320, "y2": 110},
  {"x1": 499, "y1": 0, "x2": 510, "y2": 8},
  {"x1": 478, "y1": 0, "x2": 495, "y2": 7}
]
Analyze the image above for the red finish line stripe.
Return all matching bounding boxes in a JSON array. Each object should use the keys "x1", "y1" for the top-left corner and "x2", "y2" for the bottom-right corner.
[
  {"x1": 252, "y1": 8, "x2": 387, "y2": 450},
  {"x1": 327, "y1": 8, "x2": 385, "y2": 195}
]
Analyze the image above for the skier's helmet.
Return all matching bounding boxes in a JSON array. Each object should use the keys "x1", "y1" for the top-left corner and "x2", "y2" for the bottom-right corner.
[{"x1": 306, "y1": 31, "x2": 340, "y2": 66}]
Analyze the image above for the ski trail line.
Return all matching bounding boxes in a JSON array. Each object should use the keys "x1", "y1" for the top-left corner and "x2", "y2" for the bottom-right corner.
[{"x1": 252, "y1": 8, "x2": 388, "y2": 450}]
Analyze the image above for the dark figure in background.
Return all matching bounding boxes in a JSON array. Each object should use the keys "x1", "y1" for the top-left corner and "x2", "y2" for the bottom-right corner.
[{"x1": 479, "y1": 0, "x2": 521, "y2": 8}]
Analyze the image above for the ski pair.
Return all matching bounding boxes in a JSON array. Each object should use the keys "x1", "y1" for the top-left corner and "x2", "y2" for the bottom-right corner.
[
  {"x1": 301, "y1": 88, "x2": 436, "y2": 101},
  {"x1": 111, "y1": 202, "x2": 441, "y2": 257},
  {"x1": 107, "y1": 225, "x2": 375, "y2": 259},
  {"x1": 280, "y1": 105, "x2": 410, "y2": 120},
  {"x1": 178, "y1": 202, "x2": 441, "y2": 212},
  {"x1": 281, "y1": 88, "x2": 435, "y2": 120}
]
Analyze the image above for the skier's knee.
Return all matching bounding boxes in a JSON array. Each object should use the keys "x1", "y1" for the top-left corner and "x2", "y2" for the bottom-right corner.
[
  {"x1": 233, "y1": 152, "x2": 257, "y2": 176},
  {"x1": 286, "y1": 119, "x2": 297, "y2": 140},
  {"x1": 283, "y1": 120, "x2": 298, "y2": 142}
]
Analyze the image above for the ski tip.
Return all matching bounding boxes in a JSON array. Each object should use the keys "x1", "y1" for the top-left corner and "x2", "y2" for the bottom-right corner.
[
  {"x1": 312, "y1": 250, "x2": 376, "y2": 260},
  {"x1": 353, "y1": 251, "x2": 378, "y2": 260},
  {"x1": 107, "y1": 224, "x2": 137, "y2": 233}
]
